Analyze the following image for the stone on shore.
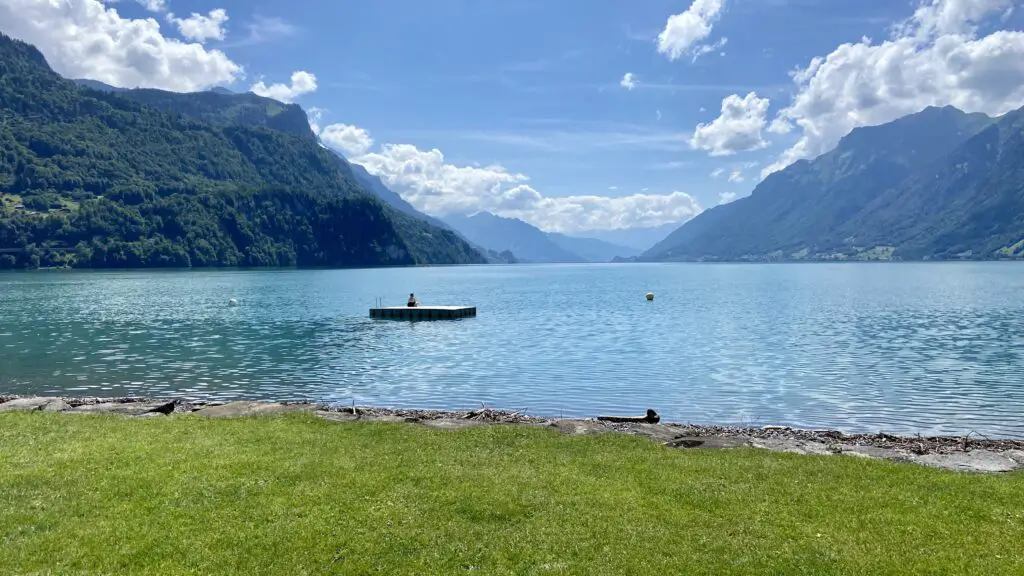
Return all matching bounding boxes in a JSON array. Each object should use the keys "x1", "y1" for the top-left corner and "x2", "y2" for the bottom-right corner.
[
  {"x1": 363, "y1": 415, "x2": 413, "y2": 424},
  {"x1": 749, "y1": 438, "x2": 835, "y2": 457},
  {"x1": 837, "y1": 445, "x2": 912, "y2": 462},
  {"x1": 617, "y1": 423, "x2": 690, "y2": 443},
  {"x1": 194, "y1": 401, "x2": 312, "y2": 418},
  {"x1": 315, "y1": 411, "x2": 359, "y2": 424},
  {"x1": 665, "y1": 436, "x2": 750, "y2": 449},
  {"x1": 422, "y1": 419, "x2": 488, "y2": 430},
  {"x1": 914, "y1": 450, "x2": 1022, "y2": 473},
  {"x1": 0, "y1": 397, "x2": 70, "y2": 412},
  {"x1": 550, "y1": 419, "x2": 611, "y2": 436},
  {"x1": 70, "y1": 401, "x2": 176, "y2": 416}
]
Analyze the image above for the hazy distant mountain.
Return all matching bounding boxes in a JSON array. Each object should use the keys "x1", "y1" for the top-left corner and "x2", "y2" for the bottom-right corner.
[
  {"x1": 344, "y1": 163, "x2": 521, "y2": 263},
  {"x1": 643, "y1": 105, "x2": 1023, "y2": 262},
  {"x1": 547, "y1": 232, "x2": 640, "y2": 262},
  {"x1": 347, "y1": 162, "x2": 450, "y2": 229},
  {"x1": 444, "y1": 212, "x2": 586, "y2": 263},
  {"x1": 572, "y1": 222, "x2": 680, "y2": 252}
]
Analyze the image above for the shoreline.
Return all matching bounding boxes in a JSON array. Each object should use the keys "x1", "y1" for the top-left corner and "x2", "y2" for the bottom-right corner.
[{"x1": 2, "y1": 394, "x2": 1023, "y2": 473}]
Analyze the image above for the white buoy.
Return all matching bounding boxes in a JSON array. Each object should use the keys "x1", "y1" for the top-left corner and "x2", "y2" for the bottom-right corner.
[
  {"x1": 228, "y1": 298, "x2": 239, "y2": 307},
  {"x1": 646, "y1": 292, "x2": 654, "y2": 301}
]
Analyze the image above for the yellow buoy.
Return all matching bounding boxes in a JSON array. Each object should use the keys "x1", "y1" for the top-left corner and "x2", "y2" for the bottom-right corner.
[{"x1": 646, "y1": 292, "x2": 654, "y2": 301}]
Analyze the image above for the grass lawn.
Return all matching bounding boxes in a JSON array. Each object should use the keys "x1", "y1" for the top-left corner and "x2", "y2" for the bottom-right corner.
[{"x1": 1, "y1": 412, "x2": 1022, "y2": 575}]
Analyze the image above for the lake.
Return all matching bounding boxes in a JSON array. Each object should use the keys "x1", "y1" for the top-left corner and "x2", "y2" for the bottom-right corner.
[{"x1": 2, "y1": 263, "x2": 1023, "y2": 437}]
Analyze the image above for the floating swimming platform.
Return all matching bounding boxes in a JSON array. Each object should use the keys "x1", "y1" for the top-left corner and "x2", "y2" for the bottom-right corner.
[{"x1": 369, "y1": 305, "x2": 477, "y2": 320}]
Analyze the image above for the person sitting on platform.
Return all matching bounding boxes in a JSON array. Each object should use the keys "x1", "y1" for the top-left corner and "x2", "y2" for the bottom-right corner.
[{"x1": 407, "y1": 293, "x2": 418, "y2": 307}]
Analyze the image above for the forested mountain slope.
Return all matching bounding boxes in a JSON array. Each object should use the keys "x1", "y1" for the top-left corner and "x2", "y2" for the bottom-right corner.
[
  {"x1": 643, "y1": 106, "x2": 1023, "y2": 261},
  {"x1": 0, "y1": 33, "x2": 484, "y2": 268}
]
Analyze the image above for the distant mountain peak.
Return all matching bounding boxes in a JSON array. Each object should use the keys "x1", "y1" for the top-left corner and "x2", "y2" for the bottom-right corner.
[
  {"x1": 443, "y1": 212, "x2": 641, "y2": 262},
  {"x1": 444, "y1": 212, "x2": 586, "y2": 263}
]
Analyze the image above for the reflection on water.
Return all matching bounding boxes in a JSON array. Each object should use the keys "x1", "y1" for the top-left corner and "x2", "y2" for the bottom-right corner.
[{"x1": 2, "y1": 263, "x2": 1023, "y2": 437}]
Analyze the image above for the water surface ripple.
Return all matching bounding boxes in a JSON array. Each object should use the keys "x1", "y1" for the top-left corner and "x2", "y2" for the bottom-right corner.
[{"x1": 2, "y1": 263, "x2": 1023, "y2": 437}]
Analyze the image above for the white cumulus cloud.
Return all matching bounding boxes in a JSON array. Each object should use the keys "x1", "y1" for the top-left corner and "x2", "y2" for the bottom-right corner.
[
  {"x1": 717, "y1": 191, "x2": 737, "y2": 205},
  {"x1": 137, "y1": 0, "x2": 165, "y2": 12},
  {"x1": 306, "y1": 107, "x2": 327, "y2": 135},
  {"x1": 320, "y1": 123, "x2": 373, "y2": 157},
  {"x1": 0, "y1": 0, "x2": 242, "y2": 92},
  {"x1": 167, "y1": 9, "x2": 228, "y2": 43},
  {"x1": 691, "y1": 91, "x2": 771, "y2": 156},
  {"x1": 321, "y1": 123, "x2": 703, "y2": 232},
  {"x1": 620, "y1": 72, "x2": 637, "y2": 90},
  {"x1": 250, "y1": 70, "x2": 317, "y2": 103},
  {"x1": 657, "y1": 0, "x2": 726, "y2": 62},
  {"x1": 763, "y1": 0, "x2": 1024, "y2": 178}
]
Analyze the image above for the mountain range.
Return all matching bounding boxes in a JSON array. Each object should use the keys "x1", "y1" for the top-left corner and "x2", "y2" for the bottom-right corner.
[
  {"x1": 571, "y1": 223, "x2": 679, "y2": 252},
  {"x1": 3, "y1": 34, "x2": 1022, "y2": 267},
  {"x1": 0, "y1": 33, "x2": 485, "y2": 269},
  {"x1": 643, "y1": 105, "x2": 1024, "y2": 262},
  {"x1": 443, "y1": 212, "x2": 641, "y2": 263}
]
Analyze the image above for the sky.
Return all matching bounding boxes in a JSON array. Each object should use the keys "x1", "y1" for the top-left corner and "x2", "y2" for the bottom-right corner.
[{"x1": 2, "y1": 0, "x2": 1024, "y2": 233}]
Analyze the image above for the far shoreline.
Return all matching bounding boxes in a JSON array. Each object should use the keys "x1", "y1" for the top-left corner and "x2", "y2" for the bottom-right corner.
[{"x1": 2, "y1": 259, "x2": 1024, "y2": 274}]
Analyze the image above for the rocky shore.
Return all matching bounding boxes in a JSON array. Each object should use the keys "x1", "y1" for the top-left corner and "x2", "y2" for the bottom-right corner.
[{"x1": 2, "y1": 394, "x2": 1023, "y2": 474}]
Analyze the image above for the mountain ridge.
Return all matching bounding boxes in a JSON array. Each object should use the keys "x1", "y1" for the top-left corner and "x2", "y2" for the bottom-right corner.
[
  {"x1": 444, "y1": 211, "x2": 643, "y2": 263},
  {"x1": 0, "y1": 32, "x2": 485, "y2": 269},
  {"x1": 643, "y1": 104, "x2": 1021, "y2": 262},
  {"x1": 546, "y1": 232, "x2": 640, "y2": 262},
  {"x1": 444, "y1": 212, "x2": 586, "y2": 263}
]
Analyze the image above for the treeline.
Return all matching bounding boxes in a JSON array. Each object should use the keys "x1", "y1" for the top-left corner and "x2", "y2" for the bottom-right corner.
[{"x1": 0, "y1": 187, "x2": 415, "y2": 269}]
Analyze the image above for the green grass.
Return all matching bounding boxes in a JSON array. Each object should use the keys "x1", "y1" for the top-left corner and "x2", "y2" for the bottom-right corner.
[{"x1": 1, "y1": 413, "x2": 1022, "y2": 575}]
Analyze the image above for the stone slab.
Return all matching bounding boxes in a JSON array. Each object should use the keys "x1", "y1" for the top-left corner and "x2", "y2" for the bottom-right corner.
[
  {"x1": 550, "y1": 419, "x2": 610, "y2": 436},
  {"x1": 194, "y1": 401, "x2": 312, "y2": 418},
  {"x1": 750, "y1": 438, "x2": 835, "y2": 456},
  {"x1": 665, "y1": 436, "x2": 750, "y2": 449},
  {"x1": 1004, "y1": 450, "x2": 1024, "y2": 465},
  {"x1": 838, "y1": 445, "x2": 911, "y2": 461},
  {"x1": 617, "y1": 423, "x2": 684, "y2": 443},
  {"x1": 422, "y1": 419, "x2": 488, "y2": 430},
  {"x1": 70, "y1": 401, "x2": 175, "y2": 416},
  {"x1": 0, "y1": 397, "x2": 70, "y2": 412},
  {"x1": 315, "y1": 411, "x2": 359, "y2": 424},
  {"x1": 915, "y1": 451, "x2": 1021, "y2": 473},
  {"x1": 362, "y1": 415, "x2": 413, "y2": 424}
]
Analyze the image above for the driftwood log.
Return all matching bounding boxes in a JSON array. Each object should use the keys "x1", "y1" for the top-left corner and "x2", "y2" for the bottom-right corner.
[{"x1": 597, "y1": 409, "x2": 660, "y2": 424}]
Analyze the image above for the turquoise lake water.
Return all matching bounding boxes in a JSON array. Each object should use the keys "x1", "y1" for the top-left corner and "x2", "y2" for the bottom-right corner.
[{"x1": 2, "y1": 263, "x2": 1023, "y2": 437}]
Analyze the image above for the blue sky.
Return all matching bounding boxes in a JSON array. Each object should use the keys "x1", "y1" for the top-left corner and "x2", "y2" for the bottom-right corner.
[{"x1": 3, "y1": 0, "x2": 1024, "y2": 232}]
